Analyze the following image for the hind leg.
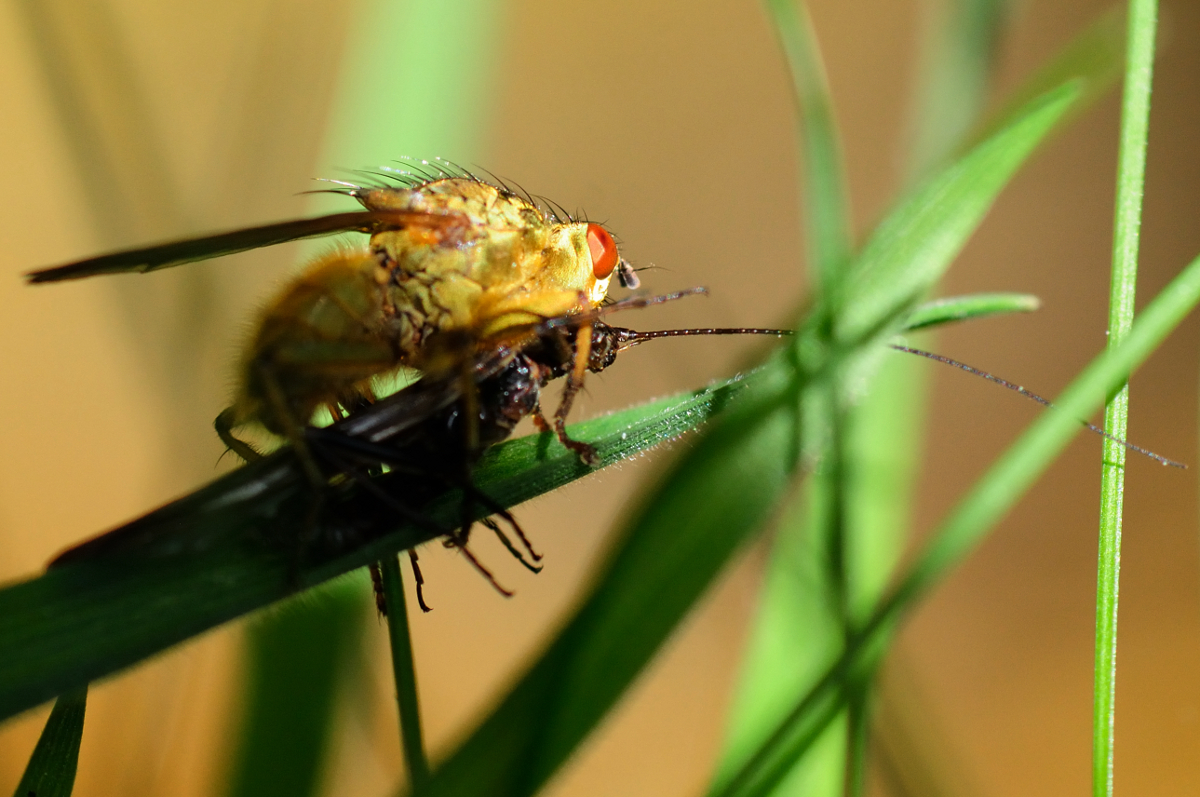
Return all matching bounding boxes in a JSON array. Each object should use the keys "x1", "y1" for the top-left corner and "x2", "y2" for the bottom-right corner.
[{"x1": 215, "y1": 408, "x2": 266, "y2": 463}]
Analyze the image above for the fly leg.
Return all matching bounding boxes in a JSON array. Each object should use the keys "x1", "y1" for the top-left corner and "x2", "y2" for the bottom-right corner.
[
  {"x1": 482, "y1": 517, "x2": 542, "y2": 574},
  {"x1": 407, "y1": 550, "x2": 430, "y2": 612},
  {"x1": 454, "y1": 542, "x2": 514, "y2": 598},
  {"x1": 306, "y1": 426, "x2": 530, "y2": 608},
  {"x1": 255, "y1": 361, "x2": 330, "y2": 583},
  {"x1": 368, "y1": 553, "x2": 430, "y2": 615},
  {"x1": 368, "y1": 562, "x2": 387, "y2": 615},
  {"x1": 437, "y1": 361, "x2": 521, "y2": 596},
  {"x1": 215, "y1": 408, "x2": 264, "y2": 463},
  {"x1": 551, "y1": 318, "x2": 600, "y2": 465}
]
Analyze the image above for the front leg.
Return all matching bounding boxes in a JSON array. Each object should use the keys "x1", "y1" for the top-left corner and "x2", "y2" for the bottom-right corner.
[{"x1": 551, "y1": 320, "x2": 599, "y2": 465}]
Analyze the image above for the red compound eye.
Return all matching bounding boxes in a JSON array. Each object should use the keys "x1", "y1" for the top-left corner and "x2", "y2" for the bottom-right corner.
[{"x1": 586, "y1": 223, "x2": 619, "y2": 280}]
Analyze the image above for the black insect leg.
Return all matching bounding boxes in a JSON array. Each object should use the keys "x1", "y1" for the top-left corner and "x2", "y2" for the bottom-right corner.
[
  {"x1": 407, "y1": 550, "x2": 431, "y2": 613},
  {"x1": 367, "y1": 553, "x2": 431, "y2": 615},
  {"x1": 481, "y1": 518, "x2": 542, "y2": 574},
  {"x1": 455, "y1": 542, "x2": 514, "y2": 598},
  {"x1": 307, "y1": 422, "x2": 537, "y2": 604},
  {"x1": 447, "y1": 362, "x2": 484, "y2": 585}
]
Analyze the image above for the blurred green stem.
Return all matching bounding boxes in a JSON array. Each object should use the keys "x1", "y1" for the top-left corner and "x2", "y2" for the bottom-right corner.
[
  {"x1": 1094, "y1": 1, "x2": 1158, "y2": 795},
  {"x1": 379, "y1": 556, "x2": 429, "y2": 793},
  {"x1": 763, "y1": 0, "x2": 852, "y2": 289},
  {"x1": 751, "y1": 3, "x2": 861, "y2": 793}
]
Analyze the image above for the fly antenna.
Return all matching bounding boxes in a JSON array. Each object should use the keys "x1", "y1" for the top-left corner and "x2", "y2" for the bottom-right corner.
[
  {"x1": 891, "y1": 344, "x2": 1185, "y2": 469},
  {"x1": 613, "y1": 326, "x2": 792, "y2": 351},
  {"x1": 515, "y1": 287, "x2": 791, "y2": 350}
]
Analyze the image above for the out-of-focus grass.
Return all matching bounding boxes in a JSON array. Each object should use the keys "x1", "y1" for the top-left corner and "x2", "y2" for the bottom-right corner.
[
  {"x1": 10, "y1": 687, "x2": 86, "y2": 797},
  {"x1": 716, "y1": 1, "x2": 1012, "y2": 792},
  {"x1": 6, "y1": 3, "x2": 1194, "y2": 797}
]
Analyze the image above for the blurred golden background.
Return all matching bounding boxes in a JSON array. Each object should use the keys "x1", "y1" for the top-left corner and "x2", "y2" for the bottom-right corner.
[{"x1": 1, "y1": 0, "x2": 1198, "y2": 795}]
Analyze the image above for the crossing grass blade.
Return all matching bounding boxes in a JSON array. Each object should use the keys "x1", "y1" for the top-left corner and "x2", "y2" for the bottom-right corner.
[{"x1": 11, "y1": 687, "x2": 87, "y2": 797}]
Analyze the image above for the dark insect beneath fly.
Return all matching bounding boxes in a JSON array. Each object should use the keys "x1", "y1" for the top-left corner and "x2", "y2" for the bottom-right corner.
[{"x1": 305, "y1": 290, "x2": 792, "y2": 612}]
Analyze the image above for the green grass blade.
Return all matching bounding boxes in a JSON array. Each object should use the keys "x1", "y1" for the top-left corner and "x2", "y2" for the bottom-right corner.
[
  {"x1": 713, "y1": 474, "x2": 852, "y2": 797},
  {"x1": 11, "y1": 687, "x2": 87, "y2": 797},
  {"x1": 902, "y1": 292, "x2": 1040, "y2": 330},
  {"x1": 723, "y1": 3, "x2": 1016, "y2": 791},
  {"x1": 314, "y1": 0, "x2": 502, "y2": 173},
  {"x1": 834, "y1": 82, "x2": 1078, "y2": 348},
  {"x1": 967, "y1": 6, "x2": 1124, "y2": 151},
  {"x1": 762, "y1": 0, "x2": 852, "y2": 284},
  {"x1": 712, "y1": 248, "x2": 1200, "y2": 797},
  {"x1": 0, "y1": 369, "x2": 766, "y2": 723},
  {"x1": 379, "y1": 556, "x2": 430, "y2": 792},
  {"x1": 223, "y1": 582, "x2": 366, "y2": 797},
  {"x1": 1094, "y1": 1, "x2": 1158, "y2": 794},
  {"x1": 894, "y1": 277, "x2": 1200, "y2": 686},
  {"x1": 711, "y1": 24, "x2": 1127, "y2": 792}
]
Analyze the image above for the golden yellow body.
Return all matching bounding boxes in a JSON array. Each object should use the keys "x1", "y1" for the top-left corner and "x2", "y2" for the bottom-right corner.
[{"x1": 230, "y1": 176, "x2": 621, "y2": 441}]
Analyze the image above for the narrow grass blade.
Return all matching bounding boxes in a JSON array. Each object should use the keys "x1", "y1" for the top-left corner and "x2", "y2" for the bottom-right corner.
[
  {"x1": 379, "y1": 556, "x2": 430, "y2": 792},
  {"x1": 968, "y1": 7, "x2": 1124, "y2": 151},
  {"x1": 835, "y1": 83, "x2": 1078, "y2": 348},
  {"x1": 722, "y1": 4, "x2": 1017, "y2": 792},
  {"x1": 714, "y1": 476, "x2": 851, "y2": 797},
  {"x1": 0, "y1": 370, "x2": 766, "y2": 723},
  {"x1": 713, "y1": 17, "x2": 1126, "y2": 792},
  {"x1": 712, "y1": 248, "x2": 1200, "y2": 797},
  {"x1": 902, "y1": 292, "x2": 1040, "y2": 330},
  {"x1": 1094, "y1": 1, "x2": 1158, "y2": 794},
  {"x1": 724, "y1": 3, "x2": 859, "y2": 792},
  {"x1": 728, "y1": 4, "x2": 855, "y2": 788},
  {"x1": 12, "y1": 687, "x2": 87, "y2": 797}
]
